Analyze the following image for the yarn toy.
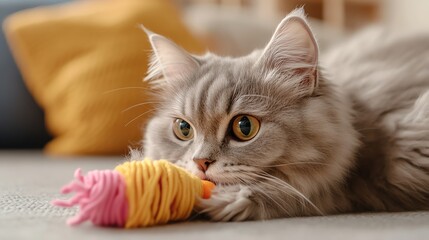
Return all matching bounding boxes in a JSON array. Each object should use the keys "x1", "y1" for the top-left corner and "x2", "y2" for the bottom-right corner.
[{"x1": 52, "y1": 159, "x2": 215, "y2": 228}]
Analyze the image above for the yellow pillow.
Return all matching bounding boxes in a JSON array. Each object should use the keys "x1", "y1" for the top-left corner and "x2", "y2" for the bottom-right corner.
[{"x1": 4, "y1": 0, "x2": 204, "y2": 155}]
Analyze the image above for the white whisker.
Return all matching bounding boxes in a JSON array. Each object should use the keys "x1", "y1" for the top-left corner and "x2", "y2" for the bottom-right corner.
[
  {"x1": 243, "y1": 171, "x2": 301, "y2": 203},
  {"x1": 249, "y1": 162, "x2": 329, "y2": 168},
  {"x1": 103, "y1": 86, "x2": 150, "y2": 94},
  {"x1": 257, "y1": 171, "x2": 324, "y2": 215},
  {"x1": 239, "y1": 177, "x2": 291, "y2": 216},
  {"x1": 125, "y1": 109, "x2": 157, "y2": 127},
  {"x1": 122, "y1": 102, "x2": 160, "y2": 113}
]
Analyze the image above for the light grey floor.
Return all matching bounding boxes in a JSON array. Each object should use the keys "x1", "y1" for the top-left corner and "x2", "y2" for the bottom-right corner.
[{"x1": 1, "y1": 151, "x2": 428, "y2": 240}]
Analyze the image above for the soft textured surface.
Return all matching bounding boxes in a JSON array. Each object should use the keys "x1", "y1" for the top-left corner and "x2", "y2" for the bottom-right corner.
[
  {"x1": 3, "y1": 0, "x2": 204, "y2": 155},
  {"x1": 1, "y1": 151, "x2": 429, "y2": 240}
]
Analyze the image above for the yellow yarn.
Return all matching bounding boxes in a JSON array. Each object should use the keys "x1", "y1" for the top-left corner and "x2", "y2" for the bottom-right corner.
[{"x1": 115, "y1": 159, "x2": 203, "y2": 228}]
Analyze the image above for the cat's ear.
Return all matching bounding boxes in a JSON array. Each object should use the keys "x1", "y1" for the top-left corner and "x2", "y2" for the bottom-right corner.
[
  {"x1": 143, "y1": 26, "x2": 200, "y2": 84},
  {"x1": 258, "y1": 8, "x2": 319, "y2": 94}
]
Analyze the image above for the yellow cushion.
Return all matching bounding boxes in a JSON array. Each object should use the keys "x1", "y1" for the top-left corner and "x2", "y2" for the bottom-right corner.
[{"x1": 3, "y1": 0, "x2": 204, "y2": 155}]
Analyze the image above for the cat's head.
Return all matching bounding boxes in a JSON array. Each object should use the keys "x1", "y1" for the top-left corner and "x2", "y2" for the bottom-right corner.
[{"x1": 141, "y1": 9, "x2": 357, "y2": 195}]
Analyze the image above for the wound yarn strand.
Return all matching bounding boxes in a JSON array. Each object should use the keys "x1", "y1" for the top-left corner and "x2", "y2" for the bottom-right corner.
[{"x1": 52, "y1": 159, "x2": 214, "y2": 228}]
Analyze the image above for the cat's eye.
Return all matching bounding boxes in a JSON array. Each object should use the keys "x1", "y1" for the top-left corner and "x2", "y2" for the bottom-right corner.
[
  {"x1": 173, "y1": 118, "x2": 194, "y2": 141},
  {"x1": 231, "y1": 115, "x2": 260, "y2": 141}
]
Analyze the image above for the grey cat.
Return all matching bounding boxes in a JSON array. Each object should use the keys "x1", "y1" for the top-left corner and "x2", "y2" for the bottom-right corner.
[{"x1": 135, "y1": 9, "x2": 429, "y2": 221}]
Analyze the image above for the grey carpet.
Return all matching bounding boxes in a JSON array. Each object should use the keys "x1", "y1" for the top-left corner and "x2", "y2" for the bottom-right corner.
[{"x1": 1, "y1": 151, "x2": 428, "y2": 240}]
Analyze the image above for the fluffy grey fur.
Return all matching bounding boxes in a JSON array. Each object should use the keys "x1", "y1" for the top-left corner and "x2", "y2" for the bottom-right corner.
[{"x1": 135, "y1": 9, "x2": 429, "y2": 221}]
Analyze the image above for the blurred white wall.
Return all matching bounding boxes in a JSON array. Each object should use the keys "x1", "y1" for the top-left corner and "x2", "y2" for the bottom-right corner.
[{"x1": 383, "y1": 0, "x2": 429, "y2": 31}]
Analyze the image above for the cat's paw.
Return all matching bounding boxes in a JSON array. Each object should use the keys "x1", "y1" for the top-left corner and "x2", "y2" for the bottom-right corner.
[{"x1": 195, "y1": 184, "x2": 254, "y2": 221}]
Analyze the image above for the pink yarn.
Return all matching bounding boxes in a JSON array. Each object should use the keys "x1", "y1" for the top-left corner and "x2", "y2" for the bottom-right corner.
[{"x1": 52, "y1": 169, "x2": 128, "y2": 227}]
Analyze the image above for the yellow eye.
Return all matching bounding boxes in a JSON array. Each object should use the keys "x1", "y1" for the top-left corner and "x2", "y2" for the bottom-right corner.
[
  {"x1": 173, "y1": 118, "x2": 194, "y2": 141},
  {"x1": 232, "y1": 115, "x2": 260, "y2": 141}
]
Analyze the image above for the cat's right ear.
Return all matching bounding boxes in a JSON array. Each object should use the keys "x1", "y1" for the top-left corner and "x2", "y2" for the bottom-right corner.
[
  {"x1": 142, "y1": 26, "x2": 200, "y2": 85},
  {"x1": 257, "y1": 8, "x2": 319, "y2": 95}
]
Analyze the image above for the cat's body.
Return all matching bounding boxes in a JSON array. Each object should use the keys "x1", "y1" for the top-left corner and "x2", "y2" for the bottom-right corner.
[
  {"x1": 137, "y1": 9, "x2": 429, "y2": 220},
  {"x1": 324, "y1": 28, "x2": 429, "y2": 212}
]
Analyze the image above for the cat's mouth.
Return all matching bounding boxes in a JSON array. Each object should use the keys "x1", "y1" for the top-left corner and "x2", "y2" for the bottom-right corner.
[
  {"x1": 194, "y1": 163, "x2": 250, "y2": 185},
  {"x1": 196, "y1": 171, "x2": 237, "y2": 185},
  {"x1": 205, "y1": 173, "x2": 241, "y2": 185}
]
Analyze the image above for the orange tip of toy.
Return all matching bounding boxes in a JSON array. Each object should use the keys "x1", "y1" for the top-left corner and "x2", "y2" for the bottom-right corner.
[{"x1": 201, "y1": 180, "x2": 215, "y2": 199}]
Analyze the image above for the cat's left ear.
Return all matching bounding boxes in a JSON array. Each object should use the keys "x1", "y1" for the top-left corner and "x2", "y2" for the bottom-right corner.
[
  {"x1": 257, "y1": 9, "x2": 319, "y2": 94},
  {"x1": 142, "y1": 26, "x2": 200, "y2": 85}
]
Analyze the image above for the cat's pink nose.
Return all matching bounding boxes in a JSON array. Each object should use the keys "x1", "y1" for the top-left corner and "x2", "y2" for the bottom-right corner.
[{"x1": 194, "y1": 158, "x2": 215, "y2": 172}]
